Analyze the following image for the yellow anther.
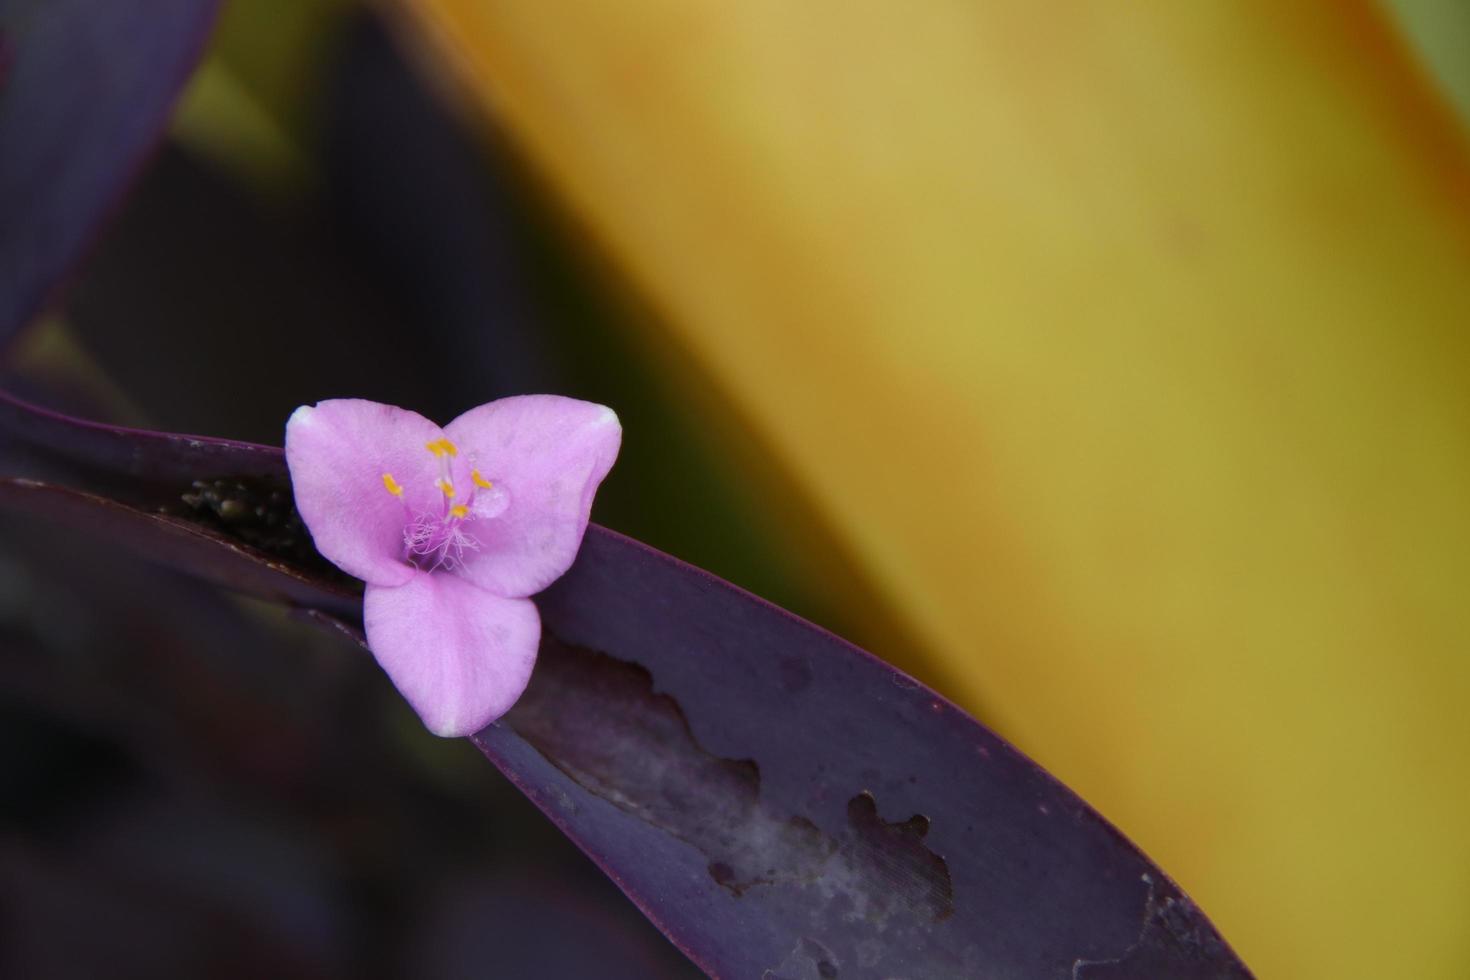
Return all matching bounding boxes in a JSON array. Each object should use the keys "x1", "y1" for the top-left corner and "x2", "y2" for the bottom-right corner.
[
  {"x1": 436, "y1": 478, "x2": 456, "y2": 498},
  {"x1": 471, "y1": 470, "x2": 494, "y2": 490},
  {"x1": 381, "y1": 473, "x2": 404, "y2": 497},
  {"x1": 450, "y1": 504, "x2": 469, "y2": 519},
  {"x1": 424, "y1": 438, "x2": 459, "y2": 457}
]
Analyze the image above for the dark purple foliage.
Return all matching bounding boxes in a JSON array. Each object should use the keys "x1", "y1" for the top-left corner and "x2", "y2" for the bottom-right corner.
[
  {"x1": 0, "y1": 392, "x2": 1254, "y2": 979},
  {"x1": 0, "y1": 473, "x2": 695, "y2": 979},
  {"x1": 0, "y1": 0, "x2": 221, "y2": 344}
]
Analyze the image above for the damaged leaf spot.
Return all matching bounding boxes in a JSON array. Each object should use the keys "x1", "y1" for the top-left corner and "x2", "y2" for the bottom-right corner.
[
  {"x1": 167, "y1": 475, "x2": 348, "y2": 582},
  {"x1": 845, "y1": 793, "x2": 953, "y2": 921},
  {"x1": 763, "y1": 936, "x2": 841, "y2": 980},
  {"x1": 507, "y1": 634, "x2": 955, "y2": 924}
]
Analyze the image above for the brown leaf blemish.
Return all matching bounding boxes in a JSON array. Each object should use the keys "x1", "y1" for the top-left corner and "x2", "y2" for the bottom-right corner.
[
  {"x1": 844, "y1": 792, "x2": 954, "y2": 922},
  {"x1": 506, "y1": 634, "x2": 955, "y2": 924}
]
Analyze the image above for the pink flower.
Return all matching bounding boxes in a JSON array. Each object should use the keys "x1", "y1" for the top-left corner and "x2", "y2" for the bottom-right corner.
[{"x1": 285, "y1": 396, "x2": 621, "y2": 736}]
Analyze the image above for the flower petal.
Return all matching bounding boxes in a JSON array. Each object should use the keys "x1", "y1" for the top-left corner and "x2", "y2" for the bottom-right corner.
[
  {"x1": 364, "y1": 573, "x2": 541, "y2": 737},
  {"x1": 285, "y1": 399, "x2": 444, "y2": 586},
  {"x1": 445, "y1": 395, "x2": 620, "y2": 597}
]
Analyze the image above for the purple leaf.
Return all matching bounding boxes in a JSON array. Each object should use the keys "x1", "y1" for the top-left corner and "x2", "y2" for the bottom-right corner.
[
  {"x1": 0, "y1": 0, "x2": 221, "y2": 342},
  {"x1": 480, "y1": 531, "x2": 1252, "y2": 979},
  {"x1": 0, "y1": 389, "x2": 356, "y2": 614},
  {"x1": 0, "y1": 479, "x2": 357, "y2": 617},
  {"x1": 0, "y1": 389, "x2": 285, "y2": 489},
  {"x1": 0, "y1": 395, "x2": 1254, "y2": 978}
]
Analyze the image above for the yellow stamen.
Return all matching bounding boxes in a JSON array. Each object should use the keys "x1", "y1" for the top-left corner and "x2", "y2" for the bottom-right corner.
[
  {"x1": 471, "y1": 470, "x2": 494, "y2": 490},
  {"x1": 450, "y1": 504, "x2": 469, "y2": 519},
  {"x1": 436, "y1": 478, "x2": 456, "y2": 498},
  {"x1": 381, "y1": 473, "x2": 404, "y2": 497},
  {"x1": 424, "y1": 438, "x2": 459, "y2": 457}
]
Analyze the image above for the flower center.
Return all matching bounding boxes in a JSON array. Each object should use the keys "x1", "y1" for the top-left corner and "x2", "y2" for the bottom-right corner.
[{"x1": 380, "y1": 437, "x2": 505, "y2": 571}]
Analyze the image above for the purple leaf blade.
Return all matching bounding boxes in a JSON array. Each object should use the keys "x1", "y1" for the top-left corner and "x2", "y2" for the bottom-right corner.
[
  {"x1": 0, "y1": 0, "x2": 222, "y2": 342},
  {"x1": 479, "y1": 528, "x2": 1253, "y2": 980},
  {"x1": 0, "y1": 389, "x2": 286, "y2": 489},
  {"x1": 0, "y1": 396, "x2": 1254, "y2": 978},
  {"x1": 0, "y1": 390, "x2": 357, "y2": 614},
  {"x1": 0, "y1": 478, "x2": 358, "y2": 617}
]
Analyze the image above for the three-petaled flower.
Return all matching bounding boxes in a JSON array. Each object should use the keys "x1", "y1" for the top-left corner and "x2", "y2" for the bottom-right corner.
[{"x1": 285, "y1": 396, "x2": 621, "y2": 736}]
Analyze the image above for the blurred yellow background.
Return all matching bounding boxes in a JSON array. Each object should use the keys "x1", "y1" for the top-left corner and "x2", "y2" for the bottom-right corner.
[{"x1": 179, "y1": 2, "x2": 1470, "y2": 976}]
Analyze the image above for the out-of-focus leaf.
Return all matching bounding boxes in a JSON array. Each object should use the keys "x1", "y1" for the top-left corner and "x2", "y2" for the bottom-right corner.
[
  {"x1": 57, "y1": 146, "x2": 449, "y2": 443},
  {"x1": 172, "y1": 0, "x2": 351, "y2": 178},
  {"x1": 167, "y1": 0, "x2": 354, "y2": 194},
  {"x1": 319, "y1": 14, "x2": 556, "y2": 398},
  {"x1": 0, "y1": 0, "x2": 222, "y2": 342},
  {"x1": 0, "y1": 479, "x2": 358, "y2": 616},
  {"x1": 0, "y1": 388, "x2": 283, "y2": 488},
  {"x1": 393, "y1": 3, "x2": 1470, "y2": 976},
  {"x1": 0, "y1": 388, "x2": 356, "y2": 612},
  {"x1": 0, "y1": 398, "x2": 1252, "y2": 977},
  {"x1": 0, "y1": 494, "x2": 699, "y2": 979},
  {"x1": 408, "y1": 871, "x2": 695, "y2": 980}
]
